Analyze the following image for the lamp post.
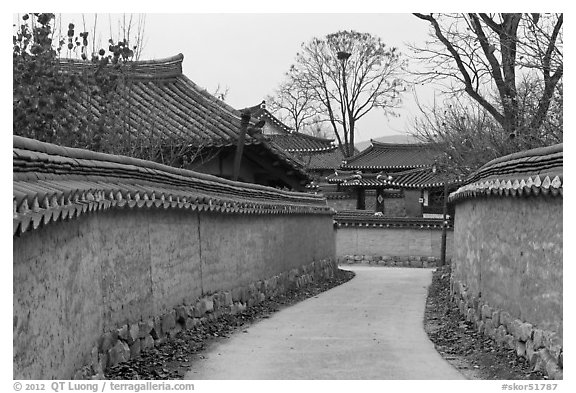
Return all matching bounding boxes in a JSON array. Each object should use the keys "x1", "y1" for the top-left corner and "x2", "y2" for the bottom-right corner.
[{"x1": 337, "y1": 51, "x2": 351, "y2": 156}]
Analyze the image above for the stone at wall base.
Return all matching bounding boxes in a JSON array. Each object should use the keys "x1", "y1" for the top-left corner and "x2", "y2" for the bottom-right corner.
[
  {"x1": 75, "y1": 258, "x2": 338, "y2": 380},
  {"x1": 451, "y1": 277, "x2": 563, "y2": 380}
]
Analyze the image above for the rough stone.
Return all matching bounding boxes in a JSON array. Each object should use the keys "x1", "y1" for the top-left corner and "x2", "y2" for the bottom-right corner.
[
  {"x1": 504, "y1": 335, "x2": 516, "y2": 350},
  {"x1": 491, "y1": 310, "x2": 500, "y2": 326},
  {"x1": 138, "y1": 320, "x2": 153, "y2": 338},
  {"x1": 161, "y1": 310, "x2": 176, "y2": 333},
  {"x1": 108, "y1": 340, "x2": 130, "y2": 367},
  {"x1": 510, "y1": 319, "x2": 524, "y2": 340},
  {"x1": 495, "y1": 325, "x2": 507, "y2": 346},
  {"x1": 544, "y1": 332, "x2": 562, "y2": 362},
  {"x1": 223, "y1": 291, "x2": 233, "y2": 306},
  {"x1": 129, "y1": 339, "x2": 141, "y2": 359},
  {"x1": 481, "y1": 304, "x2": 493, "y2": 320},
  {"x1": 519, "y1": 322, "x2": 533, "y2": 342},
  {"x1": 466, "y1": 308, "x2": 476, "y2": 323},
  {"x1": 98, "y1": 353, "x2": 108, "y2": 372},
  {"x1": 99, "y1": 331, "x2": 118, "y2": 353},
  {"x1": 90, "y1": 346, "x2": 99, "y2": 371},
  {"x1": 516, "y1": 340, "x2": 527, "y2": 357},
  {"x1": 409, "y1": 260, "x2": 422, "y2": 268},
  {"x1": 128, "y1": 323, "x2": 139, "y2": 344},
  {"x1": 532, "y1": 328, "x2": 544, "y2": 349},
  {"x1": 184, "y1": 317, "x2": 197, "y2": 330},
  {"x1": 484, "y1": 322, "x2": 496, "y2": 339},
  {"x1": 117, "y1": 324, "x2": 129, "y2": 342},
  {"x1": 476, "y1": 320, "x2": 485, "y2": 334},
  {"x1": 151, "y1": 316, "x2": 162, "y2": 339},
  {"x1": 499, "y1": 311, "x2": 512, "y2": 329},
  {"x1": 175, "y1": 305, "x2": 188, "y2": 322},
  {"x1": 141, "y1": 334, "x2": 154, "y2": 351},
  {"x1": 525, "y1": 339, "x2": 537, "y2": 364}
]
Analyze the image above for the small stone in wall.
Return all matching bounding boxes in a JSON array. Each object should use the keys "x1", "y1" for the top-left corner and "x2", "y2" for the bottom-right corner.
[
  {"x1": 151, "y1": 317, "x2": 163, "y2": 339},
  {"x1": 504, "y1": 334, "x2": 516, "y2": 350},
  {"x1": 141, "y1": 334, "x2": 154, "y2": 351},
  {"x1": 532, "y1": 328, "x2": 545, "y2": 349},
  {"x1": 99, "y1": 331, "x2": 118, "y2": 353},
  {"x1": 175, "y1": 305, "x2": 188, "y2": 323},
  {"x1": 516, "y1": 340, "x2": 527, "y2": 357},
  {"x1": 129, "y1": 339, "x2": 141, "y2": 359},
  {"x1": 128, "y1": 323, "x2": 139, "y2": 344},
  {"x1": 525, "y1": 339, "x2": 537, "y2": 364},
  {"x1": 499, "y1": 311, "x2": 512, "y2": 329},
  {"x1": 139, "y1": 320, "x2": 153, "y2": 338},
  {"x1": 519, "y1": 322, "x2": 533, "y2": 342},
  {"x1": 161, "y1": 310, "x2": 176, "y2": 333},
  {"x1": 108, "y1": 341, "x2": 130, "y2": 367},
  {"x1": 481, "y1": 304, "x2": 493, "y2": 320},
  {"x1": 116, "y1": 325, "x2": 129, "y2": 343},
  {"x1": 491, "y1": 310, "x2": 501, "y2": 326}
]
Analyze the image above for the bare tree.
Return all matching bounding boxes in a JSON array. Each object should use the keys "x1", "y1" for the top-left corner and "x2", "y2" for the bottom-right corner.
[
  {"x1": 267, "y1": 69, "x2": 320, "y2": 133},
  {"x1": 411, "y1": 13, "x2": 563, "y2": 138},
  {"x1": 278, "y1": 30, "x2": 405, "y2": 157},
  {"x1": 411, "y1": 73, "x2": 563, "y2": 177}
]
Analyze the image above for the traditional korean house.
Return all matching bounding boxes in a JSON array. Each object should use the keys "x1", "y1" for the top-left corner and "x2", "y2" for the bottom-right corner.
[
  {"x1": 328, "y1": 140, "x2": 459, "y2": 217},
  {"x1": 241, "y1": 101, "x2": 342, "y2": 182},
  {"x1": 55, "y1": 55, "x2": 311, "y2": 191}
]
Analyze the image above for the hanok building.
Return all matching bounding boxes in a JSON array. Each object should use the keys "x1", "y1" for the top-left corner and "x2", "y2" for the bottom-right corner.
[
  {"x1": 242, "y1": 101, "x2": 341, "y2": 182},
  {"x1": 328, "y1": 140, "x2": 458, "y2": 217},
  {"x1": 57, "y1": 55, "x2": 311, "y2": 191}
]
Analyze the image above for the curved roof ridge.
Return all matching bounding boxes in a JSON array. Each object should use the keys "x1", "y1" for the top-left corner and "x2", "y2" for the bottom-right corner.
[
  {"x1": 291, "y1": 131, "x2": 334, "y2": 143},
  {"x1": 370, "y1": 140, "x2": 434, "y2": 148}
]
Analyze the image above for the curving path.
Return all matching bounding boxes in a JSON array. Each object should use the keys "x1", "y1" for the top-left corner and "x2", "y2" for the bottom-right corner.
[{"x1": 184, "y1": 266, "x2": 465, "y2": 380}]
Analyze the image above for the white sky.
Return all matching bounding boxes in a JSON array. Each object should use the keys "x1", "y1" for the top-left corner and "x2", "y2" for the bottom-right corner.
[{"x1": 45, "y1": 12, "x2": 440, "y2": 143}]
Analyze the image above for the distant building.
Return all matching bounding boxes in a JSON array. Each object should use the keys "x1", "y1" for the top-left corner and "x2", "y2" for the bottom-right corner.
[
  {"x1": 241, "y1": 101, "x2": 343, "y2": 182},
  {"x1": 327, "y1": 140, "x2": 460, "y2": 217}
]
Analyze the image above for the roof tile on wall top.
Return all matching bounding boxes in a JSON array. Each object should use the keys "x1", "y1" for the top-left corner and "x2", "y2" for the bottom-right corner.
[
  {"x1": 13, "y1": 136, "x2": 333, "y2": 236},
  {"x1": 449, "y1": 143, "x2": 563, "y2": 202}
]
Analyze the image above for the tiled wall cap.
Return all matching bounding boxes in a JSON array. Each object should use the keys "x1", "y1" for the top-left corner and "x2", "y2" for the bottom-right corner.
[{"x1": 449, "y1": 144, "x2": 562, "y2": 203}]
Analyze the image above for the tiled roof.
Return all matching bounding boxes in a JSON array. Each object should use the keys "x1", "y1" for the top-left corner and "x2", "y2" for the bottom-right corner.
[
  {"x1": 60, "y1": 54, "x2": 248, "y2": 146},
  {"x1": 449, "y1": 144, "x2": 563, "y2": 202},
  {"x1": 56, "y1": 55, "x2": 310, "y2": 181},
  {"x1": 326, "y1": 168, "x2": 457, "y2": 188},
  {"x1": 342, "y1": 140, "x2": 438, "y2": 170},
  {"x1": 306, "y1": 148, "x2": 347, "y2": 170},
  {"x1": 13, "y1": 136, "x2": 333, "y2": 236},
  {"x1": 333, "y1": 210, "x2": 452, "y2": 229},
  {"x1": 268, "y1": 133, "x2": 335, "y2": 153}
]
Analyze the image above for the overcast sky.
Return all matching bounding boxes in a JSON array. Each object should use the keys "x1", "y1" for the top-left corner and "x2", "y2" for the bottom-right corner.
[{"x1": 48, "y1": 12, "x2": 441, "y2": 143}]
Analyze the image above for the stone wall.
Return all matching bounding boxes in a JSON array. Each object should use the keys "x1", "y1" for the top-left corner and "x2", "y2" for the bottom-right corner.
[
  {"x1": 325, "y1": 196, "x2": 357, "y2": 211},
  {"x1": 13, "y1": 209, "x2": 335, "y2": 379},
  {"x1": 451, "y1": 197, "x2": 562, "y2": 378},
  {"x1": 449, "y1": 143, "x2": 563, "y2": 379},
  {"x1": 336, "y1": 226, "x2": 453, "y2": 261}
]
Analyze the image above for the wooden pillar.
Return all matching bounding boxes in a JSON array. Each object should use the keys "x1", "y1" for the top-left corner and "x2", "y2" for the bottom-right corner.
[
  {"x1": 376, "y1": 188, "x2": 385, "y2": 213},
  {"x1": 356, "y1": 188, "x2": 366, "y2": 210}
]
